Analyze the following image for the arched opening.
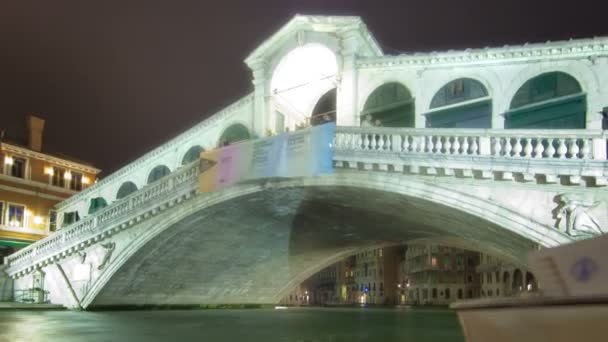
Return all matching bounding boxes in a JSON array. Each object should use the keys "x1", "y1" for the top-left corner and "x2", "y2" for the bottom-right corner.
[
  {"x1": 182, "y1": 146, "x2": 204, "y2": 165},
  {"x1": 116, "y1": 182, "x2": 138, "y2": 200},
  {"x1": 88, "y1": 197, "x2": 108, "y2": 215},
  {"x1": 362, "y1": 83, "x2": 414, "y2": 127},
  {"x1": 310, "y1": 88, "x2": 337, "y2": 127},
  {"x1": 512, "y1": 269, "x2": 523, "y2": 293},
  {"x1": 526, "y1": 272, "x2": 538, "y2": 292},
  {"x1": 87, "y1": 177, "x2": 555, "y2": 308},
  {"x1": 147, "y1": 165, "x2": 171, "y2": 184},
  {"x1": 218, "y1": 124, "x2": 251, "y2": 147},
  {"x1": 426, "y1": 78, "x2": 491, "y2": 128},
  {"x1": 271, "y1": 44, "x2": 338, "y2": 132},
  {"x1": 506, "y1": 72, "x2": 586, "y2": 129}
]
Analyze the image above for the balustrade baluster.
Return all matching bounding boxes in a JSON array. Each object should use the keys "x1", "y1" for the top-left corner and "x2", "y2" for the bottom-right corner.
[
  {"x1": 503, "y1": 138, "x2": 513, "y2": 157},
  {"x1": 461, "y1": 137, "x2": 469, "y2": 155},
  {"x1": 452, "y1": 137, "x2": 461, "y2": 155},
  {"x1": 492, "y1": 137, "x2": 502, "y2": 156},
  {"x1": 557, "y1": 138, "x2": 568, "y2": 159},
  {"x1": 376, "y1": 134, "x2": 384, "y2": 150},
  {"x1": 533, "y1": 138, "x2": 544, "y2": 158},
  {"x1": 523, "y1": 138, "x2": 533, "y2": 158},
  {"x1": 402, "y1": 135, "x2": 409, "y2": 152},
  {"x1": 470, "y1": 138, "x2": 479, "y2": 155},
  {"x1": 363, "y1": 134, "x2": 370, "y2": 150},
  {"x1": 512, "y1": 137, "x2": 522, "y2": 158},
  {"x1": 568, "y1": 139, "x2": 580, "y2": 159},
  {"x1": 427, "y1": 136, "x2": 434, "y2": 154},
  {"x1": 435, "y1": 136, "x2": 443, "y2": 154},
  {"x1": 384, "y1": 134, "x2": 392, "y2": 151},
  {"x1": 544, "y1": 138, "x2": 556, "y2": 158},
  {"x1": 443, "y1": 136, "x2": 452, "y2": 154},
  {"x1": 416, "y1": 135, "x2": 424, "y2": 153}
]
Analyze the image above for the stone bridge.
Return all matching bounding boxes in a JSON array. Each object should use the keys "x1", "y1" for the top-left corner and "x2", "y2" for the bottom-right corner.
[
  {"x1": 2, "y1": 15, "x2": 607, "y2": 308},
  {"x1": 4, "y1": 126, "x2": 607, "y2": 309}
]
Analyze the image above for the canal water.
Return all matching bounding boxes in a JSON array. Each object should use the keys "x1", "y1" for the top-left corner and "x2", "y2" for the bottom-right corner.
[{"x1": 0, "y1": 307, "x2": 464, "y2": 342}]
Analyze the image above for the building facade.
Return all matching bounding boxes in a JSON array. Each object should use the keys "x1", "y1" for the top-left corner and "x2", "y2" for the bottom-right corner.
[
  {"x1": 280, "y1": 264, "x2": 338, "y2": 306},
  {"x1": 478, "y1": 253, "x2": 538, "y2": 299},
  {"x1": 0, "y1": 115, "x2": 100, "y2": 264},
  {"x1": 405, "y1": 244, "x2": 480, "y2": 305},
  {"x1": 352, "y1": 247, "x2": 399, "y2": 305}
]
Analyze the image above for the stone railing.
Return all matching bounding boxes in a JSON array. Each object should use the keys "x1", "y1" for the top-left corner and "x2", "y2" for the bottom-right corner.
[
  {"x1": 333, "y1": 127, "x2": 608, "y2": 185},
  {"x1": 5, "y1": 162, "x2": 200, "y2": 273}
]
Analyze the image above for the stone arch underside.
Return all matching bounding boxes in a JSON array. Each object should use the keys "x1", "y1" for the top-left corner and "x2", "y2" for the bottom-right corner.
[{"x1": 84, "y1": 174, "x2": 569, "y2": 308}]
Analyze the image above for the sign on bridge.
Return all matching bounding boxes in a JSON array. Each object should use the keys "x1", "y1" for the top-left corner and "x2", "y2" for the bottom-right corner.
[{"x1": 199, "y1": 123, "x2": 335, "y2": 192}]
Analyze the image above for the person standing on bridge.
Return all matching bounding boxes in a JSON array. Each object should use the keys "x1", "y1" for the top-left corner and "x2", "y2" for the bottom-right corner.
[{"x1": 361, "y1": 114, "x2": 373, "y2": 127}]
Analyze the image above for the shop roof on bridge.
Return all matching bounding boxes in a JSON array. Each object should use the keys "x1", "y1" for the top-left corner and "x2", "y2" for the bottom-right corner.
[{"x1": 245, "y1": 15, "x2": 383, "y2": 66}]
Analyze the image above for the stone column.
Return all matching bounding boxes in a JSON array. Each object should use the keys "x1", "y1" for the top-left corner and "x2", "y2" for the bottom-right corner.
[
  {"x1": 336, "y1": 31, "x2": 359, "y2": 127},
  {"x1": 414, "y1": 70, "x2": 427, "y2": 128},
  {"x1": 250, "y1": 60, "x2": 270, "y2": 138}
]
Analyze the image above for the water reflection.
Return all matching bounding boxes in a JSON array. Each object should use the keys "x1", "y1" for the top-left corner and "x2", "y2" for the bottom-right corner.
[{"x1": 0, "y1": 307, "x2": 464, "y2": 342}]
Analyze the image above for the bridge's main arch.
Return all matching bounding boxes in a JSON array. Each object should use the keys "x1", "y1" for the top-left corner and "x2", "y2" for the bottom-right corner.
[{"x1": 80, "y1": 171, "x2": 570, "y2": 308}]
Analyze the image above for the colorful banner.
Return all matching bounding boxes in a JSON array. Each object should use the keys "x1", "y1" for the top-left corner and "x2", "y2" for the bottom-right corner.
[{"x1": 199, "y1": 122, "x2": 335, "y2": 193}]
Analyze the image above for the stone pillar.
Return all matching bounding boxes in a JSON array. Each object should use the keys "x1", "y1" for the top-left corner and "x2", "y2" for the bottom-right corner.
[
  {"x1": 336, "y1": 31, "x2": 359, "y2": 127},
  {"x1": 492, "y1": 100, "x2": 506, "y2": 129},
  {"x1": 250, "y1": 60, "x2": 270, "y2": 138},
  {"x1": 414, "y1": 71, "x2": 426, "y2": 128},
  {"x1": 586, "y1": 57, "x2": 608, "y2": 129}
]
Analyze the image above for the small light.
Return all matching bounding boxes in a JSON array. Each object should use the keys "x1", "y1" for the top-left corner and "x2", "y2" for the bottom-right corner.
[
  {"x1": 4, "y1": 156, "x2": 13, "y2": 165},
  {"x1": 82, "y1": 176, "x2": 90, "y2": 185},
  {"x1": 33, "y1": 216, "x2": 43, "y2": 225},
  {"x1": 25, "y1": 210, "x2": 32, "y2": 217},
  {"x1": 44, "y1": 167, "x2": 54, "y2": 176},
  {"x1": 64, "y1": 171, "x2": 72, "y2": 180}
]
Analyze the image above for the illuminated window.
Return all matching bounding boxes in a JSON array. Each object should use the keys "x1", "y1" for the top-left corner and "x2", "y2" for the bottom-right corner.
[
  {"x1": 7, "y1": 203, "x2": 25, "y2": 227},
  {"x1": 70, "y1": 172, "x2": 83, "y2": 191},
  {"x1": 9, "y1": 157, "x2": 26, "y2": 178},
  {"x1": 431, "y1": 256, "x2": 438, "y2": 267},
  {"x1": 52, "y1": 167, "x2": 66, "y2": 188}
]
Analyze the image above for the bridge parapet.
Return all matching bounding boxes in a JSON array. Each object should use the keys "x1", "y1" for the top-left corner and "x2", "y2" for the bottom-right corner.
[
  {"x1": 334, "y1": 127, "x2": 608, "y2": 186},
  {"x1": 5, "y1": 162, "x2": 200, "y2": 276}
]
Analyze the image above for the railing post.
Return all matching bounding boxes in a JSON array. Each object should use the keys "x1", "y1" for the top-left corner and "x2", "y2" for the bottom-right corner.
[
  {"x1": 479, "y1": 136, "x2": 491, "y2": 155},
  {"x1": 391, "y1": 134, "x2": 402, "y2": 152},
  {"x1": 592, "y1": 137, "x2": 607, "y2": 160}
]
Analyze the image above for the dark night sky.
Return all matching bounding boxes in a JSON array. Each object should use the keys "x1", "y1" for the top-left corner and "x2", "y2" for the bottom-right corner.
[{"x1": 1, "y1": 0, "x2": 607, "y2": 175}]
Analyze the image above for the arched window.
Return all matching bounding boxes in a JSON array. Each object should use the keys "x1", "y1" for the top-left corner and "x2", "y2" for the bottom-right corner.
[
  {"x1": 218, "y1": 124, "x2": 251, "y2": 147},
  {"x1": 116, "y1": 181, "x2": 138, "y2": 200},
  {"x1": 362, "y1": 83, "x2": 414, "y2": 127},
  {"x1": 310, "y1": 88, "x2": 337, "y2": 126},
  {"x1": 512, "y1": 269, "x2": 524, "y2": 293},
  {"x1": 506, "y1": 72, "x2": 586, "y2": 129},
  {"x1": 427, "y1": 78, "x2": 491, "y2": 128},
  {"x1": 147, "y1": 165, "x2": 171, "y2": 184},
  {"x1": 182, "y1": 145, "x2": 204, "y2": 165},
  {"x1": 526, "y1": 272, "x2": 538, "y2": 291}
]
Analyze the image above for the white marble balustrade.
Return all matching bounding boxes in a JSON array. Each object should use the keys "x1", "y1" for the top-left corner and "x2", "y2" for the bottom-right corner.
[
  {"x1": 334, "y1": 127, "x2": 607, "y2": 160},
  {"x1": 5, "y1": 162, "x2": 200, "y2": 270}
]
